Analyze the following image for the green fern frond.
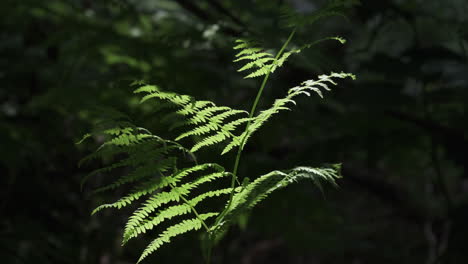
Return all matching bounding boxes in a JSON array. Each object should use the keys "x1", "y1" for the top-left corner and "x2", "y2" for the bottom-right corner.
[
  {"x1": 123, "y1": 187, "x2": 238, "y2": 244},
  {"x1": 233, "y1": 52, "x2": 273, "y2": 62},
  {"x1": 116, "y1": 161, "x2": 232, "y2": 261},
  {"x1": 233, "y1": 39, "x2": 255, "y2": 50},
  {"x1": 240, "y1": 72, "x2": 355, "y2": 148},
  {"x1": 137, "y1": 213, "x2": 218, "y2": 263},
  {"x1": 188, "y1": 106, "x2": 233, "y2": 124},
  {"x1": 232, "y1": 39, "x2": 301, "y2": 79},
  {"x1": 220, "y1": 72, "x2": 354, "y2": 154},
  {"x1": 124, "y1": 203, "x2": 194, "y2": 244},
  {"x1": 190, "y1": 131, "x2": 229, "y2": 152},
  {"x1": 272, "y1": 49, "x2": 300, "y2": 71},
  {"x1": 173, "y1": 113, "x2": 249, "y2": 143},
  {"x1": 233, "y1": 40, "x2": 277, "y2": 79},
  {"x1": 212, "y1": 165, "x2": 341, "y2": 234},
  {"x1": 82, "y1": 144, "x2": 174, "y2": 190},
  {"x1": 234, "y1": 31, "x2": 344, "y2": 80},
  {"x1": 135, "y1": 85, "x2": 192, "y2": 106},
  {"x1": 134, "y1": 85, "x2": 251, "y2": 153},
  {"x1": 244, "y1": 67, "x2": 272, "y2": 79},
  {"x1": 175, "y1": 123, "x2": 217, "y2": 141},
  {"x1": 123, "y1": 168, "x2": 227, "y2": 235},
  {"x1": 92, "y1": 157, "x2": 175, "y2": 194},
  {"x1": 221, "y1": 136, "x2": 242, "y2": 155},
  {"x1": 235, "y1": 47, "x2": 267, "y2": 57},
  {"x1": 79, "y1": 127, "x2": 190, "y2": 190},
  {"x1": 92, "y1": 163, "x2": 223, "y2": 214},
  {"x1": 91, "y1": 176, "x2": 178, "y2": 215},
  {"x1": 79, "y1": 127, "x2": 153, "y2": 160},
  {"x1": 88, "y1": 158, "x2": 234, "y2": 262},
  {"x1": 238, "y1": 57, "x2": 276, "y2": 72}
]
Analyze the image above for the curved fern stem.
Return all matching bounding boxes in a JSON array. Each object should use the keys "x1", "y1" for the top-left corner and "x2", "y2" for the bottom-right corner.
[{"x1": 216, "y1": 28, "x2": 297, "y2": 225}]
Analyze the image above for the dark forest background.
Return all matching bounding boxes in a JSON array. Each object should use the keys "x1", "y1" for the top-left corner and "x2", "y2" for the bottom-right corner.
[{"x1": 1, "y1": 0, "x2": 467, "y2": 263}]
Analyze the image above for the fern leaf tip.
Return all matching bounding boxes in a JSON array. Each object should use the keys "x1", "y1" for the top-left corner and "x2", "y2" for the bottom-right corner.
[{"x1": 75, "y1": 133, "x2": 91, "y2": 145}]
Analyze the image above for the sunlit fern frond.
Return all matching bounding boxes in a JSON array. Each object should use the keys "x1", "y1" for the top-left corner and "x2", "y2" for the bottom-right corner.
[
  {"x1": 223, "y1": 72, "x2": 355, "y2": 153},
  {"x1": 233, "y1": 37, "x2": 343, "y2": 79},
  {"x1": 233, "y1": 39, "x2": 304, "y2": 79},
  {"x1": 122, "y1": 187, "x2": 236, "y2": 244},
  {"x1": 233, "y1": 39, "x2": 277, "y2": 79},
  {"x1": 211, "y1": 164, "x2": 341, "y2": 236},
  {"x1": 114, "y1": 161, "x2": 237, "y2": 263},
  {"x1": 120, "y1": 163, "x2": 226, "y2": 240},
  {"x1": 134, "y1": 84, "x2": 252, "y2": 153},
  {"x1": 137, "y1": 213, "x2": 217, "y2": 263}
]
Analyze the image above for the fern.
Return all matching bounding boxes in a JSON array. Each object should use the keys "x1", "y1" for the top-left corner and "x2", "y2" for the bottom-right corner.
[{"x1": 80, "y1": 14, "x2": 355, "y2": 263}]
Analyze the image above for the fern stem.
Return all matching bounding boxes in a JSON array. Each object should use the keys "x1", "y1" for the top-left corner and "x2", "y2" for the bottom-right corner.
[
  {"x1": 217, "y1": 28, "x2": 297, "y2": 224},
  {"x1": 246, "y1": 29, "x2": 297, "y2": 125},
  {"x1": 170, "y1": 183, "x2": 211, "y2": 232}
]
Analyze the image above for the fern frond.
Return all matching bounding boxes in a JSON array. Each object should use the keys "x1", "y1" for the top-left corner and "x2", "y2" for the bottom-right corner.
[
  {"x1": 238, "y1": 72, "x2": 355, "y2": 149},
  {"x1": 136, "y1": 86, "x2": 192, "y2": 106},
  {"x1": 233, "y1": 39, "x2": 255, "y2": 50},
  {"x1": 190, "y1": 131, "x2": 229, "y2": 152},
  {"x1": 233, "y1": 52, "x2": 272, "y2": 62},
  {"x1": 137, "y1": 213, "x2": 218, "y2": 263},
  {"x1": 123, "y1": 187, "x2": 238, "y2": 244},
  {"x1": 92, "y1": 157, "x2": 175, "y2": 194},
  {"x1": 232, "y1": 36, "x2": 311, "y2": 79},
  {"x1": 87, "y1": 156, "x2": 235, "y2": 261},
  {"x1": 221, "y1": 135, "x2": 243, "y2": 155},
  {"x1": 82, "y1": 144, "x2": 175, "y2": 190},
  {"x1": 79, "y1": 126, "x2": 191, "y2": 191},
  {"x1": 244, "y1": 66, "x2": 272, "y2": 79},
  {"x1": 91, "y1": 176, "x2": 178, "y2": 215},
  {"x1": 135, "y1": 85, "x2": 251, "y2": 153},
  {"x1": 271, "y1": 49, "x2": 300, "y2": 71},
  {"x1": 92, "y1": 163, "x2": 223, "y2": 215},
  {"x1": 233, "y1": 40, "x2": 277, "y2": 79},
  {"x1": 212, "y1": 165, "x2": 341, "y2": 234},
  {"x1": 238, "y1": 57, "x2": 276, "y2": 72},
  {"x1": 123, "y1": 167, "x2": 227, "y2": 236}
]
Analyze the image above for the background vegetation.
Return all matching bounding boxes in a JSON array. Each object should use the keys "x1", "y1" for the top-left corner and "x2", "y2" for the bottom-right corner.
[{"x1": 1, "y1": 0, "x2": 467, "y2": 263}]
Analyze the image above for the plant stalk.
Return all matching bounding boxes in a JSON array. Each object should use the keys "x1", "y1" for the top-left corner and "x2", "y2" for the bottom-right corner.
[
  {"x1": 170, "y1": 183, "x2": 211, "y2": 232},
  {"x1": 216, "y1": 28, "x2": 297, "y2": 225}
]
